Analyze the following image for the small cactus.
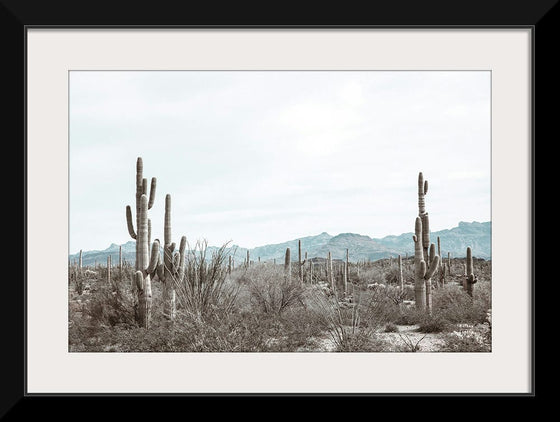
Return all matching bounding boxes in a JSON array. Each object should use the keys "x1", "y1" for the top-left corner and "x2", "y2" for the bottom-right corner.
[
  {"x1": 327, "y1": 252, "x2": 334, "y2": 291},
  {"x1": 465, "y1": 247, "x2": 478, "y2": 296},
  {"x1": 284, "y1": 247, "x2": 291, "y2": 280},
  {"x1": 298, "y1": 240, "x2": 303, "y2": 283}
]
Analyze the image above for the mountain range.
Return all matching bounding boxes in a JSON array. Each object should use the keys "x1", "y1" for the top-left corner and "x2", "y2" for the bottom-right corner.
[{"x1": 69, "y1": 221, "x2": 491, "y2": 267}]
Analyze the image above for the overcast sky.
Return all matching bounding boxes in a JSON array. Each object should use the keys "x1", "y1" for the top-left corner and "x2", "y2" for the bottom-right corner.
[{"x1": 69, "y1": 70, "x2": 490, "y2": 254}]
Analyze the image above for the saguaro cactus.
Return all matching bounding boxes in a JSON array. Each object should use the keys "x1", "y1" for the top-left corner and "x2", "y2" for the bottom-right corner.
[
  {"x1": 156, "y1": 194, "x2": 186, "y2": 321},
  {"x1": 398, "y1": 254, "x2": 404, "y2": 292},
  {"x1": 78, "y1": 250, "x2": 83, "y2": 276},
  {"x1": 327, "y1": 252, "x2": 334, "y2": 290},
  {"x1": 465, "y1": 247, "x2": 478, "y2": 296},
  {"x1": 125, "y1": 158, "x2": 158, "y2": 328},
  {"x1": 345, "y1": 249, "x2": 350, "y2": 285},
  {"x1": 298, "y1": 240, "x2": 303, "y2": 283},
  {"x1": 413, "y1": 172, "x2": 441, "y2": 312},
  {"x1": 284, "y1": 247, "x2": 291, "y2": 280},
  {"x1": 413, "y1": 218, "x2": 440, "y2": 312},
  {"x1": 107, "y1": 255, "x2": 111, "y2": 284}
]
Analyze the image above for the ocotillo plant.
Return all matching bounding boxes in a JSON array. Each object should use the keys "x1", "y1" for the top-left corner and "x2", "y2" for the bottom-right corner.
[
  {"x1": 437, "y1": 236, "x2": 445, "y2": 287},
  {"x1": 156, "y1": 194, "x2": 186, "y2": 321},
  {"x1": 126, "y1": 157, "x2": 157, "y2": 272},
  {"x1": 284, "y1": 247, "x2": 291, "y2": 281},
  {"x1": 413, "y1": 216, "x2": 440, "y2": 312},
  {"x1": 465, "y1": 247, "x2": 478, "y2": 297}
]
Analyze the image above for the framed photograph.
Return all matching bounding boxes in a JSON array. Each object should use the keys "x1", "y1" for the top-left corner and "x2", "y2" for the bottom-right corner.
[{"x1": 11, "y1": 0, "x2": 546, "y2": 409}]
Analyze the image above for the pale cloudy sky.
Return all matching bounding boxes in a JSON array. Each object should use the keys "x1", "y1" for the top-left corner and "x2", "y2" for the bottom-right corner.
[{"x1": 69, "y1": 71, "x2": 491, "y2": 254}]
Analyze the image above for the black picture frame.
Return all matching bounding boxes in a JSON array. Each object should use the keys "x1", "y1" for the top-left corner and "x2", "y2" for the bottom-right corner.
[{"x1": 8, "y1": 0, "x2": 549, "y2": 415}]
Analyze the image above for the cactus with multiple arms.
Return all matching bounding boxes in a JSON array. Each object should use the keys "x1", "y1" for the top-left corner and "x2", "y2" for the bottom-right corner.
[
  {"x1": 155, "y1": 194, "x2": 187, "y2": 321},
  {"x1": 413, "y1": 172, "x2": 440, "y2": 313},
  {"x1": 125, "y1": 157, "x2": 158, "y2": 328}
]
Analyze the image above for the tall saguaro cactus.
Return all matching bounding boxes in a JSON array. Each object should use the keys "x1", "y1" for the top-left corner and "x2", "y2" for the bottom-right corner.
[
  {"x1": 156, "y1": 194, "x2": 186, "y2": 321},
  {"x1": 413, "y1": 172, "x2": 440, "y2": 313},
  {"x1": 125, "y1": 157, "x2": 158, "y2": 328},
  {"x1": 465, "y1": 247, "x2": 478, "y2": 297}
]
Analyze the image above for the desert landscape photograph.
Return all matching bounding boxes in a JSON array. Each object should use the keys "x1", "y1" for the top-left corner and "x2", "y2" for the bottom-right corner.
[{"x1": 67, "y1": 70, "x2": 491, "y2": 353}]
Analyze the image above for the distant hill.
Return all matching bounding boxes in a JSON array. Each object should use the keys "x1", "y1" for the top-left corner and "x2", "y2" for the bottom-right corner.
[{"x1": 68, "y1": 221, "x2": 490, "y2": 266}]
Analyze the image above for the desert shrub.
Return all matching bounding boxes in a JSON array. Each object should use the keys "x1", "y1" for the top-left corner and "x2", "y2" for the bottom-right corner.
[
  {"x1": 431, "y1": 281, "x2": 491, "y2": 325},
  {"x1": 440, "y1": 321, "x2": 491, "y2": 352},
  {"x1": 84, "y1": 279, "x2": 136, "y2": 327},
  {"x1": 384, "y1": 322, "x2": 398, "y2": 333},
  {"x1": 309, "y1": 285, "x2": 399, "y2": 351},
  {"x1": 417, "y1": 314, "x2": 449, "y2": 333},
  {"x1": 392, "y1": 306, "x2": 424, "y2": 326},
  {"x1": 238, "y1": 265, "x2": 307, "y2": 315}
]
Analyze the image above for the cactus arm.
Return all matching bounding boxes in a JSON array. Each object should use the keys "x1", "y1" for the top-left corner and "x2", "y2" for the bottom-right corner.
[
  {"x1": 164, "y1": 194, "x2": 172, "y2": 246},
  {"x1": 424, "y1": 180, "x2": 428, "y2": 195},
  {"x1": 148, "y1": 177, "x2": 157, "y2": 209},
  {"x1": 156, "y1": 262, "x2": 164, "y2": 281},
  {"x1": 135, "y1": 270, "x2": 144, "y2": 290},
  {"x1": 177, "y1": 236, "x2": 187, "y2": 281},
  {"x1": 428, "y1": 243, "x2": 436, "y2": 265},
  {"x1": 172, "y1": 252, "x2": 180, "y2": 273},
  {"x1": 148, "y1": 218, "x2": 152, "y2": 249},
  {"x1": 419, "y1": 260, "x2": 427, "y2": 278},
  {"x1": 425, "y1": 253, "x2": 440, "y2": 280},
  {"x1": 147, "y1": 240, "x2": 160, "y2": 274},
  {"x1": 126, "y1": 205, "x2": 137, "y2": 239}
]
